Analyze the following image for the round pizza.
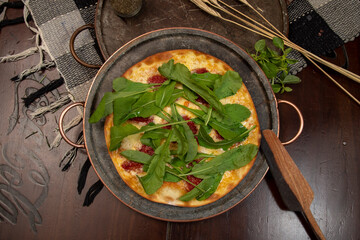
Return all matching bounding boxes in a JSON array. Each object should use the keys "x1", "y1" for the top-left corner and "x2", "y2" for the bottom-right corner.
[{"x1": 89, "y1": 49, "x2": 261, "y2": 207}]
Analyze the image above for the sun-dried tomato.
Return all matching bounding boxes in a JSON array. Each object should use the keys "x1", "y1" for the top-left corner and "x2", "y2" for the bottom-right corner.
[
  {"x1": 121, "y1": 161, "x2": 143, "y2": 171},
  {"x1": 139, "y1": 144, "x2": 154, "y2": 156},
  {"x1": 193, "y1": 68, "x2": 209, "y2": 74},
  {"x1": 161, "y1": 125, "x2": 172, "y2": 130},
  {"x1": 129, "y1": 116, "x2": 153, "y2": 124},
  {"x1": 182, "y1": 116, "x2": 198, "y2": 134},
  {"x1": 185, "y1": 175, "x2": 203, "y2": 191},
  {"x1": 214, "y1": 130, "x2": 224, "y2": 140},
  {"x1": 147, "y1": 74, "x2": 167, "y2": 84},
  {"x1": 195, "y1": 96, "x2": 209, "y2": 107}
]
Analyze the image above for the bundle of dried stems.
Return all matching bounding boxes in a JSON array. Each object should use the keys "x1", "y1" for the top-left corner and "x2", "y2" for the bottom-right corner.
[{"x1": 191, "y1": 0, "x2": 360, "y2": 105}]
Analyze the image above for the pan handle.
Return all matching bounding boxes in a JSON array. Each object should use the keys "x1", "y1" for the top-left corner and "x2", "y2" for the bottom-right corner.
[
  {"x1": 277, "y1": 99, "x2": 304, "y2": 145},
  {"x1": 69, "y1": 24, "x2": 102, "y2": 69},
  {"x1": 59, "y1": 102, "x2": 85, "y2": 148}
]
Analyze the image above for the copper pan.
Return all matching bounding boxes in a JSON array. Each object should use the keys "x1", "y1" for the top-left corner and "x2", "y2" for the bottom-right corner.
[{"x1": 60, "y1": 28, "x2": 303, "y2": 221}]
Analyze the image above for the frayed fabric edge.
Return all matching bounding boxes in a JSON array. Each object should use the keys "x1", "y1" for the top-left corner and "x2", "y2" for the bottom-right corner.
[
  {"x1": 50, "y1": 113, "x2": 83, "y2": 149},
  {"x1": 0, "y1": 1, "x2": 56, "y2": 81}
]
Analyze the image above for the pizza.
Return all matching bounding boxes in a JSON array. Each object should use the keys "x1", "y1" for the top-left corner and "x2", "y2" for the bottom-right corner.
[{"x1": 90, "y1": 49, "x2": 261, "y2": 207}]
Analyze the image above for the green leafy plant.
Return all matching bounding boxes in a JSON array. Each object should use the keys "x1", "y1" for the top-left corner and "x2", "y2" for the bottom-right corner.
[{"x1": 251, "y1": 37, "x2": 301, "y2": 93}]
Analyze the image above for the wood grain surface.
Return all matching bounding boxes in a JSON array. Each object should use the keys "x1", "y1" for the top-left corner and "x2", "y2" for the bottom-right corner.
[{"x1": 1, "y1": 4, "x2": 359, "y2": 240}]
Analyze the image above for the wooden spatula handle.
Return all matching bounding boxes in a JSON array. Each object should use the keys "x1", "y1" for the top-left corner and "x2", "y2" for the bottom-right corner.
[
  {"x1": 303, "y1": 207, "x2": 326, "y2": 240},
  {"x1": 262, "y1": 129, "x2": 314, "y2": 206},
  {"x1": 262, "y1": 129, "x2": 326, "y2": 240}
]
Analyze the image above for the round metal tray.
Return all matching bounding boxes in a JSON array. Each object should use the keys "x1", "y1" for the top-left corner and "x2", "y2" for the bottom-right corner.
[{"x1": 95, "y1": 0, "x2": 289, "y2": 59}]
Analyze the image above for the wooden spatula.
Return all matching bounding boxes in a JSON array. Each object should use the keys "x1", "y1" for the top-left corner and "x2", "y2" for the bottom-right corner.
[{"x1": 261, "y1": 129, "x2": 325, "y2": 240}]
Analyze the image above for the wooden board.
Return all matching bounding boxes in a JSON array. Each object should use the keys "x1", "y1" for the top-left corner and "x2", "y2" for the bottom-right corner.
[{"x1": 95, "y1": 0, "x2": 289, "y2": 59}]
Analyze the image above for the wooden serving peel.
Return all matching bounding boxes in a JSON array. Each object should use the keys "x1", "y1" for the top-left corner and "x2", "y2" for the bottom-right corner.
[{"x1": 261, "y1": 129, "x2": 325, "y2": 240}]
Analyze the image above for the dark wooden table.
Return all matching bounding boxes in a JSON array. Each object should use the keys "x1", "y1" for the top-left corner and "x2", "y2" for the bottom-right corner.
[{"x1": 1, "y1": 4, "x2": 359, "y2": 240}]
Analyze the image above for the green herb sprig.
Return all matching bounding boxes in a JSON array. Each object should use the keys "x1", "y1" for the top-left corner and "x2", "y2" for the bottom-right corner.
[{"x1": 251, "y1": 37, "x2": 301, "y2": 94}]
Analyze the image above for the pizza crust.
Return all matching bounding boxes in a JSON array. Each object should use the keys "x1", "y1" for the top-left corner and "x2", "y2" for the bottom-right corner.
[{"x1": 104, "y1": 49, "x2": 261, "y2": 207}]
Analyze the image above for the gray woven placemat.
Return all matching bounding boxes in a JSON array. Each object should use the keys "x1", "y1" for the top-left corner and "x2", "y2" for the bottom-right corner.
[{"x1": 25, "y1": 0, "x2": 101, "y2": 102}]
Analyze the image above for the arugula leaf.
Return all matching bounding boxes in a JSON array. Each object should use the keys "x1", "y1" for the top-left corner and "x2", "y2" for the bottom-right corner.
[
  {"x1": 155, "y1": 81, "x2": 176, "y2": 108},
  {"x1": 138, "y1": 120, "x2": 188, "y2": 134},
  {"x1": 167, "y1": 88, "x2": 184, "y2": 105},
  {"x1": 183, "y1": 86, "x2": 209, "y2": 112},
  {"x1": 196, "y1": 173, "x2": 223, "y2": 200},
  {"x1": 175, "y1": 103, "x2": 204, "y2": 117},
  {"x1": 191, "y1": 117, "x2": 211, "y2": 133},
  {"x1": 172, "y1": 124, "x2": 188, "y2": 159},
  {"x1": 164, "y1": 167, "x2": 204, "y2": 190},
  {"x1": 89, "y1": 92, "x2": 114, "y2": 123},
  {"x1": 169, "y1": 158, "x2": 186, "y2": 168},
  {"x1": 170, "y1": 104, "x2": 192, "y2": 160},
  {"x1": 197, "y1": 125, "x2": 255, "y2": 150},
  {"x1": 164, "y1": 166, "x2": 182, "y2": 182},
  {"x1": 120, "y1": 150, "x2": 152, "y2": 173},
  {"x1": 112, "y1": 78, "x2": 167, "y2": 125},
  {"x1": 171, "y1": 104, "x2": 198, "y2": 163},
  {"x1": 89, "y1": 89, "x2": 150, "y2": 123},
  {"x1": 113, "y1": 96, "x2": 138, "y2": 125},
  {"x1": 204, "y1": 108, "x2": 212, "y2": 126},
  {"x1": 158, "y1": 60, "x2": 223, "y2": 113},
  {"x1": 140, "y1": 137, "x2": 155, "y2": 149},
  {"x1": 186, "y1": 144, "x2": 258, "y2": 179},
  {"x1": 176, "y1": 103, "x2": 249, "y2": 140},
  {"x1": 141, "y1": 128, "x2": 170, "y2": 141},
  {"x1": 109, "y1": 120, "x2": 189, "y2": 151},
  {"x1": 120, "y1": 150, "x2": 152, "y2": 164},
  {"x1": 109, "y1": 124, "x2": 139, "y2": 151},
  {"x1": 157, "y1": 59, "x2": 175, "y2": 77},
  {"x1": 124, "y1": 91, "x2": 160, "y2": 120},
  {"x1": 214, "y1": 71, "x2": 243, "y2": 99},
  {"x1": 223, "y1": 104, "x2": 251, "y2": 123},
  {"x1": 194, "y1": 153, "x2": 216, "y2": 159},
  {"x1": 120, "y1": 151, "x2": 193, "y2": 185},
  {"x1": 191, "y1": 72, "x2": 221, "y2": 88},
  {"x1": 138, "y1": 131, "x2": 173, "y2": 195},
  {"x1": 138, "y1": 153, "x2": 166, "y2": 194},
  {"x1": 177, "y1": 102, "x2": 250, "y2": 125},
  {"x1": 178, "y1": 175, "x2": 218, "y2": 201},
  {"x1": 183, "y1": 85, "x2": 198, "y2": 102},
  {"x1": 122, "y1": 89, "x2": 183, "y2": 122},
  {"x1": 113, "y1": 77, "x2": 153, "y2": 92},
  {"x1": 208, "y1": 119, "x2": 246, "y2": 140}
]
